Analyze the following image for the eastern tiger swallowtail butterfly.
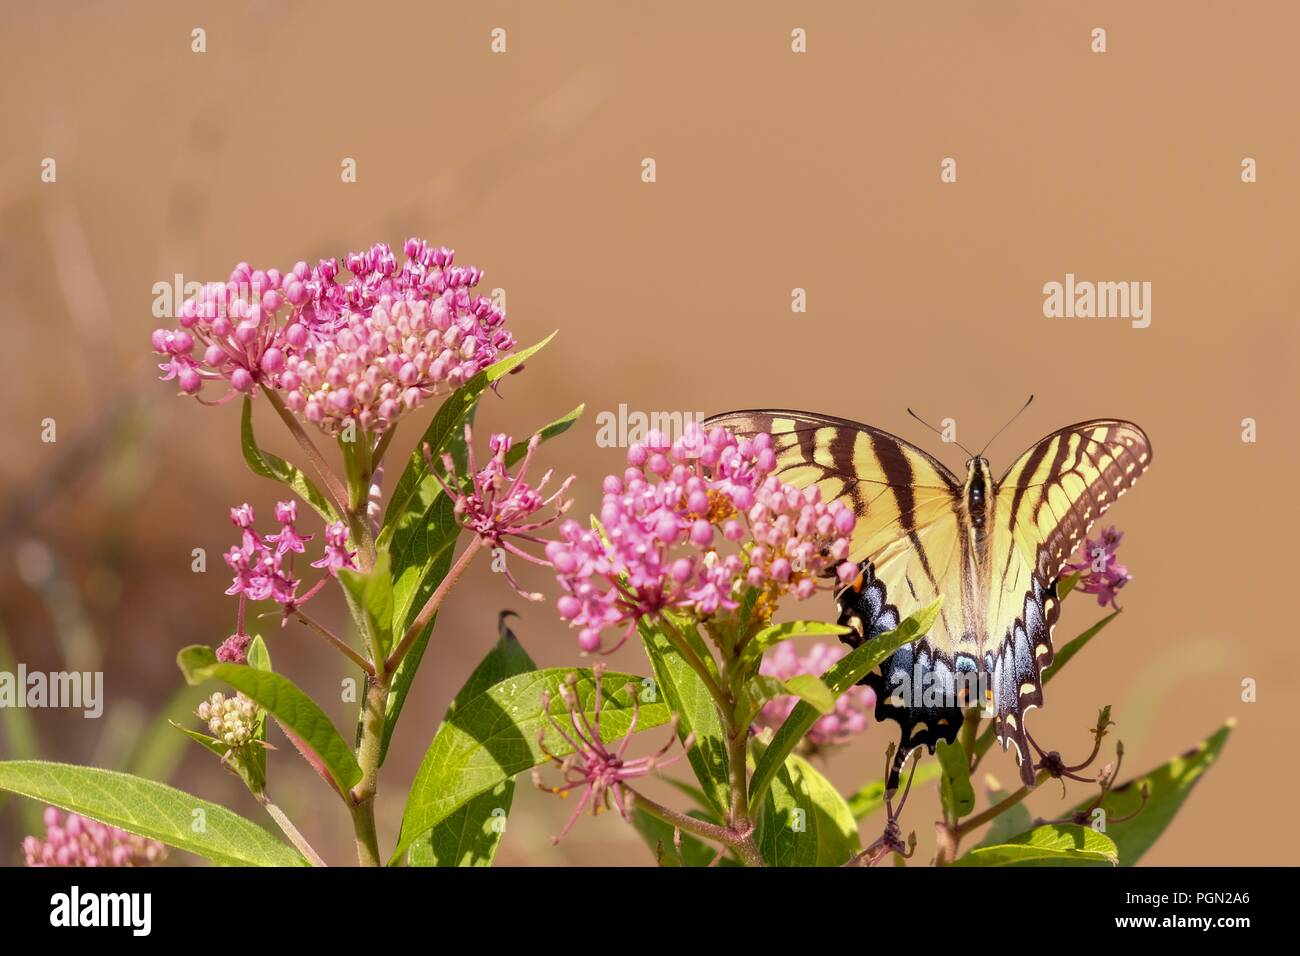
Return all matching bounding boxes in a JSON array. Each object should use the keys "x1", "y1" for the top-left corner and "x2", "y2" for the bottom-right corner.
[{"x1": 703, "y1": 409, "x2": 1151, "y2": 789}]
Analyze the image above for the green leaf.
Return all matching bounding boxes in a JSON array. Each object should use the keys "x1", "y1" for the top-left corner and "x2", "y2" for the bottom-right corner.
[
  {"x1": 972, "y1": 609, "x2": 1121, "y2": 763},
  {"x1": 953, "y1": 823, "x2": 1117, "y2": 867},
  {"x1": 380, "y1": 430, "x2": 467, "y2": 764},
  {"x1": 170, "y1": 721, "x2": 232, "y2": 760},
  {"x1": 246, "y1": 634, "x2": 272, "y2": 673},
  {"x1": 748, "y1": 597, "x2": 943, "y2": 815},
  {"x1": 937, "y1": 738, "x2": 975, "y2": 819},
  {"x1": 504, "y1": 403, "x2": 585, "y2": 469},
  {"x1": 1061, "y1": 719, "x2": 1233, "y2": 867},
  {"x1": 380, "y1": 332, "x2": 557, "y2": 542},
  {"x1": 246, "y1": 636, "x2": 271, "y2": 782},
  {"x1": 783, "y1": 674, "x2": 835, "y2": 715},
  {"x1": 848, "y1": 761, "x2": 944, "y2": 820},
  {"x1": 734, "y1": 675, "x2": 785, "y2": 730},
  {"x1": 974, "y1": 774, "x2": 1032, "y2": 848},
  {"x1": 742, "y1": 620, "x2": 850, "y2": 668},
  {"x1": 755, "y1": 749, "x2": 860, "y2": 867},
  {"x1": 239, "y1": 396, "x2": 339, "y2": 523},
  {"x1": 407, "y1": 620, "x2": 537, "y2": 866},
  {"x1": 0, "y1": 761, "x2": 306, "y2": 866},
  {"x1": 176, "y1": 645, "x2": 361, "y2": 794},
  {"x1": 638, "y1": 617, "x2": 731, "y2": 817},
  {"x1": 393, "y1": 666, "x2": 671, "y2": 864},
  {"x1": 1057, "y1": 571, "x2": 1083, "y2": 599},
  {"x1": 408, "y1": 782, "x2": 514, "y2": 868},
  {"x1": 338, "y1": 551, "x2": 395, "y2": 659}
]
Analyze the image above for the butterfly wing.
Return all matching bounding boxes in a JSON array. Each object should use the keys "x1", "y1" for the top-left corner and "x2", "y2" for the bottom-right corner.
[
  {"x1": 704, "y1": 410, "x2": 972, "y2": 785},
  {"x1": 985, "y1": 420, "x2": 1153, "y2": 785}
]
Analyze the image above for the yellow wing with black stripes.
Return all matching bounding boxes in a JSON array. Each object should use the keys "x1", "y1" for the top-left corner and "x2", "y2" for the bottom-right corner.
[
  {"x1": 704, "y1": 409, "x2": 975, "y2": 781},
  {"x1": 704, "y1": 409, "x2": 1152, "y2": 790},
  {"x1": 982, "y1": 421, "x2": 1151, "y2": 782}
]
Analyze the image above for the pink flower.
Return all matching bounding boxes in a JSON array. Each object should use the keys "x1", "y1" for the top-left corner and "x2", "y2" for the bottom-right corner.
[
  {"x1": 756, "y1": 642, "x2": 876, "y2": 750},
  {"x1": 1063, "y1": 526, "x2": 1131, "y2": 608},
  {"x1": 532, "y1": 664, "x2": 691, "y2": 844},
  {"x1": 221, "y1": 503, "x2": 357, "y2": 657},
  {"x1": 310, "y1": 521, "x2": 358, "y2": 577},
  {"x1": 23, "y1": 807, "x2": 167, "y2": 867},
  {"x1": 545, "y1": 425, "x2": 857, "y2": 653},
  {"x1": 151, "y1": 239, "x2": 515, "y2": 433},
  {"x1": 216, "y1": 632, "x2": 253, "y2": 664},
  {"x1": 429, "y1": 426, "x2": 574, "y2": 600},
  {"x1": 267, "y1": 500, "x2": 312, "y2": 555}
]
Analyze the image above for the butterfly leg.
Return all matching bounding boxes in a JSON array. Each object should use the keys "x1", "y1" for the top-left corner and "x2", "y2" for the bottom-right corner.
[
  {"x1": 1026, "y1": 706, "x2": 1117, "y2": 793},
  {"x1": 845, "y1": 744, "x2": 920, "y2": 867}
]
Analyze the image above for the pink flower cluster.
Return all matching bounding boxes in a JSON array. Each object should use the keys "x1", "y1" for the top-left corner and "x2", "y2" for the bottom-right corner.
[
  {"x1": 218, "y1": 501, "x2": 357, "y2": 663},
  {"x1": 1063, "y1": 525, "x2": 1130, "y2": 608},
  {"x1": 756, "y1": 642, "x2": 875, "y2": 749},
  {"x1": 23, "y1": 807, "x2": 166, "y2": 868},
  {"x1": 532, "y1": 664, "x2": 690, "y2": 844},
  {"x1": 429, "y1": 426, "x2": 574, "y2": 599},
  {"x1": 152, "y1": 239, "x2": 515, "y2": 433},
  {"x1": 546, "y1": 426, "x2": 858, "y2": 653}
]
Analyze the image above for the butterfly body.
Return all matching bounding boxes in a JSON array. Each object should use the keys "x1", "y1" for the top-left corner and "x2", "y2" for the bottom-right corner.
[{"x1": 704, "y1": 409, "x2": 1152, "y2": 789}]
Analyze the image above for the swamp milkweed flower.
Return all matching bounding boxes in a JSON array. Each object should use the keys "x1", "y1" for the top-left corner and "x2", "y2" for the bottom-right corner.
[
  {"x1": 152, "y1": 239, "x2": 515, "y2": 434},
  {"x1": 545, "y1": 425, "x2": 858, "y2": 653},
  {"x1": 532, "y1": 665, "x2": 691, "y2": 844},
  {"x1": 23, "y1": 808, "x2": 166, "y2": 868},
  {"x1": 428, "y1": 426, "x2": 574, "y2": 600},
  {"x1": 218, "y1": 501, "x2": 357, "y2": 663},
  {"x1": 1063, "y1": 526, "x2": 1131, "y2": 608}
]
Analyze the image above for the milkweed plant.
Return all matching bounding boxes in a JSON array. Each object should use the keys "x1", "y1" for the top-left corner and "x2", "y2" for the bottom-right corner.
[{"x1": 0, "y1": 240, "x2": 1230, "y2": 868}]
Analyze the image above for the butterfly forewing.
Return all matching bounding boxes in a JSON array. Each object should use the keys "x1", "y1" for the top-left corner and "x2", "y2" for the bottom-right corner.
[{"x1": 706, "y1": 410, "x2": 973, "y2": 782}]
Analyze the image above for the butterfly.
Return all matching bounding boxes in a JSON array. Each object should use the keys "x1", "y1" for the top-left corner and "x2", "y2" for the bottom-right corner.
[{"x1": 704, "y1": 408, "x2": 1151, "y2": 789}]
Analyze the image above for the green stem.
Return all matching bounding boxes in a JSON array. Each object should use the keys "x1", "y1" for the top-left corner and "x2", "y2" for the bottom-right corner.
[
  {"x1": 371, "y1": 423, "x2": 397, "y2": 472},
  {"x1": 960, "y1": 706, "x2": 980, "y2": 771},
  {"x1": 349, "y1": 675, "x2": 388, "y2": 866},
  {"x1": 263, "y1": 389, "x2": 349, "y2": 515},
  {"x1": 626, "y1": 788, "x2": 733, "y2": 846},
  {"x1": 731, "y1": 828, "x2": 766, "y2": 867},
  {"x1": 384, "y1": 537, "x2": 484, "y2": 674},
  {"x1": 257, "y1": 792, "x2": 327, "y2": 867},
  {"x1": 292, "y1": 609, "x2": 374, "y2": 675},
  {"x1": 659, "y1": 617, "x2": 729, "y2": 717}
]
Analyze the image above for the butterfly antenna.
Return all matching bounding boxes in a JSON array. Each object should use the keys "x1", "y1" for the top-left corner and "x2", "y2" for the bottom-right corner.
[
  {"x1": 906, "y1": 407, "x2": 974, "y2": 457},
  {"x1": 977, "y1": 394, "x2": 1035, "y2": 458}
]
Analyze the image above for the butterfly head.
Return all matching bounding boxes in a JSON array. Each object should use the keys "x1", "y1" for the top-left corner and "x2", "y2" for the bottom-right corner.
[{"x1": 964, "y1": 455, "x2": 992, "y2": 480}]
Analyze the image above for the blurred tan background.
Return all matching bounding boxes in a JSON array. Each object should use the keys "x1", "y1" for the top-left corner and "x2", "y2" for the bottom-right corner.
[{"x1": 1, "y1": 0, "x2": 1297, "y2": 866}]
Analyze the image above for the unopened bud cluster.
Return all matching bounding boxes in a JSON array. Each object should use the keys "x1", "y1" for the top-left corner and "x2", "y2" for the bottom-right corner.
[{"x1": 197, "y1": 691, "x2": 259, "y2": 748}]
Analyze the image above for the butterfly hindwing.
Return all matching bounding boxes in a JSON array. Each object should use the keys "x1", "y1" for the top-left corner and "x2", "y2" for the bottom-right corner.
[{"x1": 836, "y1": 561, "x2": 969, "y2": 788}]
